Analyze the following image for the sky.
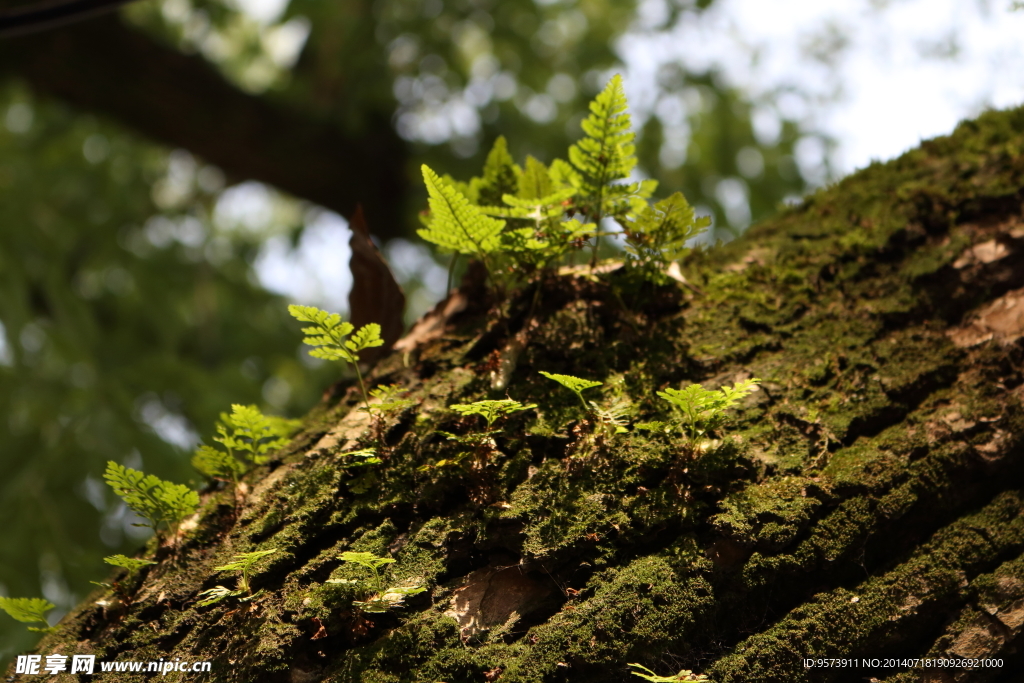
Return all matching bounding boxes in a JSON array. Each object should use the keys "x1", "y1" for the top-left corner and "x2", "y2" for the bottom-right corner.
[{"x1": 233, "y1": 0, "x2": 1024, "y2": 318}]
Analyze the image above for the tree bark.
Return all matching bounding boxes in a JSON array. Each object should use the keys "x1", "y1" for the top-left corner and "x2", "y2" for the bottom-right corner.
[
  {"x1": 7, "y1": 106, "x2": 1024, "y2": 683},
  {"x1": 0, "y1": 14, "x2": 410, "y2": 237}
]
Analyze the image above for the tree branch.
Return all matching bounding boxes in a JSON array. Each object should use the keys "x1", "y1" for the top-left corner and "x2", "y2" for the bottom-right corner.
[
  {"x1": 0, "y1": 0, "x2": 134, "y2": 38},
  {"x1": 0, "y1": 15, "x2": 410, "y2": 238}
]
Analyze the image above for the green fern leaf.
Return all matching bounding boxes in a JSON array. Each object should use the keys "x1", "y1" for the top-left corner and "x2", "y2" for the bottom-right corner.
[
  {"x1": 449, "y1": 399, "x2": 535, "y2": 427},
  {"x1": 104, "y1": 461, "x2": 198, "y2": 532},
  {"x1": 0, "y1": 597, "x2": 55, "y2": 632},
  {"x1": 471, "y1": 136, "x2": 521, "y2": 207},
  {"x1": 624, "y1": 191, "x2": 711, "y2": 267},
  {"x1": 213, "y1": 549, "x2": 278, "y2": 574},
  {"x1": 418, "y1": 165, "x2": 505, "y2": 257},
  {"x1": 104, "y1": 554, "x2": 156, "y2": 572},
  {"x1": 192, "y1": 444, "x2": 246, "y2": 481},
  {"x1": 540, "y1": 370, "x2": 603, "y2": 410},
  {"x1": 345, "y1": 323, "x2": 384, "y2": 354},
  {"x1": 564, "y1": 74, "x2": 655, "y2": 221},
  {"x1": 518, "y1": 155, "x2": 556, "y2": 200}
]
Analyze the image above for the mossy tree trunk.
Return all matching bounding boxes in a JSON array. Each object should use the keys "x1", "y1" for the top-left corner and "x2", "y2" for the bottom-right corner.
[{"x1": 9, "y1": 107, "x2": 1024, "y2": 683}]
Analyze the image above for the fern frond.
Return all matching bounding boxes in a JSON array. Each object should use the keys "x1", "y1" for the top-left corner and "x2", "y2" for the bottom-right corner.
[
  {"x1": 471, "y1": 136, "x2": 521, "y2": 207},
  {"x1": 345, "y1": 323, "x2": 384, "y2": 354},
  {"x1": 540, "y1": 371, "x2": 603, "y2": 410},
  {"x1": 192, "y1": 444, "x2": 245, "y2": 481},
  {"x1": 564, "y1": 74, "x2": 653, "y2": 221},
  {"x1": 418, "y1": 165, "x2": 505, "y2": 258},
  {"x1": 450, "y1": 399, "x2": 536, "y2": 427},
  {"x1": 104, "y1": 555, "x2": 156, "y2": 572},
  {"x1": 624, "y1": 191, "x2": 711, "y2": 269},
  {"x1": 0, "y1": 597, "x2": 56, "y2": 632},
  {"x1": 213, "y1": 549, "x2": 278, "y2": 574},
  {"x1": 104, "y1": 461, "x2": 198, "y2": 532}
]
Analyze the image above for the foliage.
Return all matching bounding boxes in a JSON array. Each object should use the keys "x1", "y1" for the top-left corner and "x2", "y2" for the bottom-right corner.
[
  {"x1": 288, "y1": 304, "x2": 383, "y2": 410},
  {"x1": 623, "y1": 193, "x2": 713, "y2": 282},
  {"x1": 419, "y1": 76, "x2": 714, "y2": 285},
  {"x1": 628, "y1": 663, "x2": 709, "y2": 682},
  {"x1": 418, "y1": 165, "x2": 506, "y2": 269},
  {"x1": 449, "y1": 399, "x2": 536, "y2": 427},
  {"x1": 197, "y1": 549, "x2": 278, "y2": 606},
  {"x1": 328, "y1": 551, "x2": 425, "y2": 613},
  {"x1": 653, "y1": 378, "x2": 761, "y2": 451},
  {"x1": 103, "y1": 462, "x2": 199, "y2": 537},
  {"x1": 192, "y1": 404, "x2": 299, "y2": 484},
  {"x1": 0, "y1": 597, "x2": 56, "y2": 633},
  {"x1": 340, "y1": 448, "x2": 382, "y2": 467},
  {"x1": 362, "y1": 384, "x2": 416, "y2": 419},
  {"x1": 539, "y1": 371, "x2": 604, "y2": 411},
  {"x1": 103, "y1": 555, "x2": 156, "y2": 573}
]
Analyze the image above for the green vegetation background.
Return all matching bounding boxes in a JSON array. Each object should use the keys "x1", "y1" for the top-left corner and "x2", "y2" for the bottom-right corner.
[{"x1": 0, "y1": 0, "x2": 818, "y2": 663}]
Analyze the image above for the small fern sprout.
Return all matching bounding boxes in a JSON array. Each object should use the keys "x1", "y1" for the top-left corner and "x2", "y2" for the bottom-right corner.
[
  {"x1": 539, "y1": 371, "x2": 603, "y2": 412},
  {"x1": 449, "y1": 398, "x2": 536, "y2": 428},
  {"x1": 628, "y1": 663, "x2": 709, "y2": 682},
  {"x1": 340, "y1": 447, "x2": 382, "y2": 467},
  {"x1": 92, "y1": 555, "x2": 157, "y2": 604},
  {"x1": 288, "y1": 304, "x2": 383, "y2": 412},
  {"x1": 360, "y1": 384, "x2": 416, "y2": 445},
  {"x1": 193, "y1": 404, "x2": 299, "y2": 490},
  {"x1": 0, "y1": 597, "x2": 57, "y2": 633},
  {"x1": 654, "y1": 378, "x2": 761, "y2": 453},
  {"x1": 198, "y1": 549, "x2": 278, "y2": 606},
  {"x1": 103, "y1": 462, "x2": 199, "y2": 542},
  {"x1": 328, "y1": 551, "x2": 425, "y2": 613}
]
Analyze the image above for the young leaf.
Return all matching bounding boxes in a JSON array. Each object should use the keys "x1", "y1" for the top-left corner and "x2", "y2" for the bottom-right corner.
[
  {"x1": 418, "y1": 165, "x2": 505, "y2": 259},
  {"x1": 104, "y1": 555, "x2": 156, "y2": 573},
  {"x1": 288, "y1": 304, "x2": 379, "y2": 408},
  {"x1": 624, "y1": 191, "x2": 711, "y2": 269},
  {"x1": 197, "y1": 585, "x2": 242, "y2": 607},
  {"x1": 192, "y1": 444, "x2": 247, "y2": 481},
  {"x1": 655, "y1": 379, "x2": 760, "y2": 447},
  {"x1": 539, "y1": 371, "x2": 603, "y2": 410},
  {"x1": 0, "y1": 597, "x2": 56, "y2": 632},
  {"x1": 471, "y1": 136, "x2": 521, "y2": 207},
  {"x1": 341, "y1": 448, "x2": 382, "y2": 467},
  {"x1": 212, "y1": 549, "x2": 278, "y2": 574},
  {"x1": 449, "y1": 399, "x2": 536, "y2": 427},
  {"x1": 563, "y1": 74, "x2": 655, "y2": 222},
  {"x1": 103, "y1": 461, "x2": 198, "y2": 533},
  {"x1": 345, "y1": 323, "x2": 384, "y2": 354},
  {"x1": 339, "y1": 551, "x2": 396, "y2": 572}
]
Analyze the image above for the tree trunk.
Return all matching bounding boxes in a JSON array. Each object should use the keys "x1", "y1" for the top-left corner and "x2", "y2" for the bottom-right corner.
[{"x1": 8, "y1": 106, "x2": 1024, "y2": 683}]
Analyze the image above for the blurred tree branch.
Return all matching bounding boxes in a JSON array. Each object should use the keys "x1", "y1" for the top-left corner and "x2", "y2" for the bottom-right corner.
[{"x1": 0, "y1": 13, "x2": 410, "y2": 236}]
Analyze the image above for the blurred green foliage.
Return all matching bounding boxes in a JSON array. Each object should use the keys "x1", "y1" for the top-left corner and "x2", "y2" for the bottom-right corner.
[{"x1": 0, "y1": 0, "x2": 821, "y2": 662}]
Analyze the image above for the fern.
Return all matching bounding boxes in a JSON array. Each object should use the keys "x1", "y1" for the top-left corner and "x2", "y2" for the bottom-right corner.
[
  {"x1": 418, "y1": 165, "x2": 505, "y2": 266},
  {"x1": 289, "y1": 304, "x2": 383, "y2": 410},
  {"x1": 656, "y1": 378, "x2": 760, "y2": 451},
  {"x1": 104, "y1": 462, "x2": 198, "y2": 537},
  {"x1": 198, "y1": 549, "x2": 278, "y2": 606},
  {"x1": 193, "y1": 404, "x2": 297, "y2": 485},
  {"x1": 562, "y1": 74, "x2": 657, "y2": 261},
  {"x1": 104, "y1": 554, "x2": 156, "y2": 573},
  {"x1": 0, "y1": 597, "x2": 56, "y2": 633},
  {"x1": 539, "y1": 371, "x2": 603, "y2": 411},
  {"x1": 449, "y1": 399, "x2": 535, "y2": 427},
  {"x1": 470, "y1": 136, "x2": 521, "y2": 208},
  {"x1": 623, "y1": 192, "x2": 711, "y2": 277},
  {"x1": 330, "y1": 551, "x2": 425, "y2": 613}
]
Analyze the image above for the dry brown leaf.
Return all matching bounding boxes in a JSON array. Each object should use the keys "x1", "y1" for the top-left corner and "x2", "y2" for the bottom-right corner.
[{"x1": 348, "y1": 205, "x2": 405, "y2": 364}]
